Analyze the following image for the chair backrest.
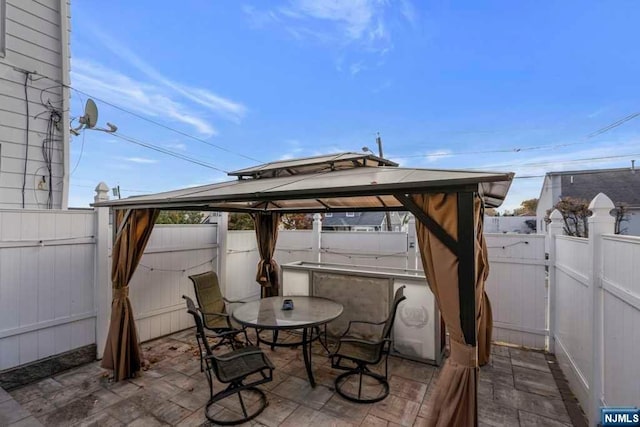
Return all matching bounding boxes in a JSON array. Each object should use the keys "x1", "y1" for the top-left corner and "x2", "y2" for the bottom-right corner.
[
  {"x1": 182, "y1": 295, "x2": 214, "y2": 356},
  {"x1": 189, "y1": 271, "x2": 229, "y2": 329},
  {"x1": 381, "y1": 285, "x2": 407, "y2": 340}
]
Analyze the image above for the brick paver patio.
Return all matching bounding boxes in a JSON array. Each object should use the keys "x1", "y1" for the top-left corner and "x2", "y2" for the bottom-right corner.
[{"x1": 2, "y1": 329, "x2": 585, "y2": 426}]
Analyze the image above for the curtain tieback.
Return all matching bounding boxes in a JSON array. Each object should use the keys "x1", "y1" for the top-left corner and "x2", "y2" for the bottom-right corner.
[
  {"x1": 449, "y1": 339, "x2": 478, "y2": 368},
  {"x1": 113, "y1": 287, "x2": 129, "y2": 299}
]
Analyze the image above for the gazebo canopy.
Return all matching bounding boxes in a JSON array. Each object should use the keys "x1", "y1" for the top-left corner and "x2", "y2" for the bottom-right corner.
[
  {"x1": 93, "y1": 152, "x2": 514, "y2": 427},
  {"x1": 92, "y1": 152, "x2": 513, "y2": 211}
]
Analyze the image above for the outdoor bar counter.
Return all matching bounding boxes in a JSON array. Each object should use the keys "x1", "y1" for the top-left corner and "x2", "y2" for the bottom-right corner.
[{"x1": 281, "y1": 261, "x2": 444, "y2": 365}]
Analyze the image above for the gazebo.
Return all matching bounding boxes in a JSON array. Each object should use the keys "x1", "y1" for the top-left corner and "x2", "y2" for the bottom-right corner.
[{"x1": 93, "y1": 152, "x2": 514, "y2": 426}]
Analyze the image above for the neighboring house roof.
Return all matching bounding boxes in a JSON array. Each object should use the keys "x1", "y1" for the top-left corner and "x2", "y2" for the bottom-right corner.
[
  {"x1": 322, "y1": 212, "x2": 401, "y2": 228},
  {"x1": 547, "y1": 167, "x2": 640, "y2": 206}
]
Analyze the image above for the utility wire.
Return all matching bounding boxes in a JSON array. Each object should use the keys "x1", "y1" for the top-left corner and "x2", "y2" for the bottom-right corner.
[
  {"x1": 472, "y1": 152, "x2": 640, "y2": 171},
  {"x1": 392, "y1": 112, "x2": 640, "y2": 160},
  {"x1": 21, "y1": 72, "x2": 30, "y2": 208},
  {"x1": 110, "y1": 132, "x2": 229, "y2": 173},
  {"x1": 588, "y1": 112, "x2": 640, "y2": 138},
  {"x1": 69, "y1": 87, "x2": 261, "y2": 163},
  {"x1": 0, "y1": 64, "x2": 262, "y2": 164}
]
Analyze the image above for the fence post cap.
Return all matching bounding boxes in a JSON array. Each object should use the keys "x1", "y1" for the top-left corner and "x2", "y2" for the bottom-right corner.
[
  {"x1": 588, "y1": 192, "x2": 614, "y2": 212},
  {"x1": 94, "y1": 182, "x2": 110, "y2": 202},
  {"x1": 549, "y1": 209, "x2": 563, "y2": 222}
]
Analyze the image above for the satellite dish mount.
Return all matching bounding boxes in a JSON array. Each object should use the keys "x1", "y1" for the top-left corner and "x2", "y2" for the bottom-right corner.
[{"x1": 71, "y1": 99, "x2": 98, "y2": 135}]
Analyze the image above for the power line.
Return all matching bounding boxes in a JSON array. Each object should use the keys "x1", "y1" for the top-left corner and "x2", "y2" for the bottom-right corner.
[
  {"x1": 69, "y1": 87, "x2": 262, "y2": 163},
  {"x1": 110, "y1": 132, "x2": 229, "y2": 173},
  {"x1": 392, "y1": 112, "x2": 640, "y2": 160},
  {"x1": 474, "y1": 152, "x2": 640, "y2": 171},
  {"x1": 588, "y1": 112, "x2": 640, "y2": 138},
  {"x1": 0, "y1": 64, "x2": 262, "y2": 164}
]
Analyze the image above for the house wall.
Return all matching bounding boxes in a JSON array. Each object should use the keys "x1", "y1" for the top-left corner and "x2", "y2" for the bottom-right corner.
[
  {"x1": 536, "y1": 174, "x2": 559, "y2": 235},
  {"x1": 618, "y1": 207, "x2": 640, "y2": 236},
  {"x1": 0, "y1": 0, "x2": 70, "y2": 209}
]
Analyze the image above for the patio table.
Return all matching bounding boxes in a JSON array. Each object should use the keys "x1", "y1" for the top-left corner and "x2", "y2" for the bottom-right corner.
[{"x1": 231, "y1": 296, "x2": 343, "y2": 387}]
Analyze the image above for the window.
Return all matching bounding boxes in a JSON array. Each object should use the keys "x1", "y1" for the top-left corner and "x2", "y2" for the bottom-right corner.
[
  {"x1": 346, "y1": 212, "x2": 355, "y2": 217},
  {"x1": 324, "y1": 212, "x2": 332, "y2": 217}
]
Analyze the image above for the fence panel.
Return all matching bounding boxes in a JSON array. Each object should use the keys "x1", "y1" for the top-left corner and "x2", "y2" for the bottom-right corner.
[
  {"x1": 601, "y1": 235, "x2": 640, "y2": 407},
  {"x1": 484, "y1": 234, "x2": 547, "y2": 349},
  {"x1": 0, "y1": 209, "x2": 96, "y2": 371},
  {"x1": 128, "y1": 224, "x2": 219, "y2": 343},
  {"x1": 554, "y1": 235, "x2": 591, "y2": 409},
  {"x1": 321, "y1": 231, "x2": 408, "y2": 268},
  {"x1": 226, "y1": 231, "x2": 261, "y2": 301}
]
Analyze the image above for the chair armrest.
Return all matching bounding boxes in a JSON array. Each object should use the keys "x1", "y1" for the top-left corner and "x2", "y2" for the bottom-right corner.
[
  {"x1": 339, "y1": 337, "x2": 386, "y2": 347},
  {"x1": 342, "y1": 319, "x2": 386, "y2": 337},
  {"x1": 198, "y1": 309, "x2": 229, "y2": 318},
  {"x1": 207, "y1": 350, "x2": 265, "y2": 362}
]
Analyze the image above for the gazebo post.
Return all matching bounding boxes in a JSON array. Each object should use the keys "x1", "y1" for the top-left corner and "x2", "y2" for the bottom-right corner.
[{"x1": 457, "y1": 191, "x2": 479, "y2": 425}]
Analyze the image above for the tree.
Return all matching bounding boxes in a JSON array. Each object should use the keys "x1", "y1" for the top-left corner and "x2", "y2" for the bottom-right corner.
[
  {"x1": 281, "y1": 214, "x2": 313, "y2": 230},
  {"x1": 546, "y1": 196, "x2": 629, "y2": 237},
  {"x1": 613, "y1": 203, "x2": 629, "y2": 234},
  {"x1": 513, "y1": 198, "x2": 538, "y2": 216},
  {"x1": 156, "y1": 210, "x2": 204, "y2": 224},
  {"x1": 228, "y1": 213, "x2": 254, "y2": 230},
  {"x1": 485, "y1": 208, "x2": 499, "y2": 217},
  {"x1": 546, "y1": 196, "x2": 590, "y2": 237}
]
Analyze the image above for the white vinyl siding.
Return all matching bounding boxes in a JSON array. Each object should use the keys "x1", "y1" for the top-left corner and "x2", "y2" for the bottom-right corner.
[
  {"x1": 0, "y1": 0, "x2": 68, "y2": 209},
  {"x1": 0, "y1": 0, "x2": 6, "y2": 57}
]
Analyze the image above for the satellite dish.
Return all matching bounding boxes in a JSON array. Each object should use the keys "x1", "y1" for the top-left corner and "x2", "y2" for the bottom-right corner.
[
  {"x1": 70, "y1": 99, "x2": 118, "y2": 136},
  {"x1": 80, "y1": 99, "x2": 98, "y2": 128},
  {"x1": 71, "y1": 99, "x2": 99, "y2": 135}
]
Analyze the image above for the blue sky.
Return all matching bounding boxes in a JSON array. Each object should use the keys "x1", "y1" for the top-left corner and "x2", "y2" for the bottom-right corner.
[{"x1": 68, "y1": 1, "x2": 640, "y2": 211}]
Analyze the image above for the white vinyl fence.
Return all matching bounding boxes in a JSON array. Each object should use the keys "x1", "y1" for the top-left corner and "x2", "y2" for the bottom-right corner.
[
  {"x1": 548, "y1": 193, "x2": 640, "y2": 425},
  {"x1": 129, "y1": 224, "x2": 219, "y2": 343},
  {"x1": 484, "y1": 234, "x2": 547, "y2": 349},
  {"x1": 601, "y1": 235, "x2": 640, "y2": 408},
  {"x1": 2, "y1": 188, "x2": 639, "y2": 427},
  {"x1": 552, "y1": 235, "x2": 591, "y2": 408},
  {"x1": 0, "y1": 209, "x2": 96, "y2": 371}
]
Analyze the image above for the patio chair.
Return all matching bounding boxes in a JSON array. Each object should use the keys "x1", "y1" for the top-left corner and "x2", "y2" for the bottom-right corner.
[
  {"x1": 188, "y1": 271, "x2": 252, "y2": 351},
  {"x1": 183, "y1": 295, "x2": 274, "y2": 425},
  {"x1": 330, "y1": 285, "x2": 407, "y2": 403}
]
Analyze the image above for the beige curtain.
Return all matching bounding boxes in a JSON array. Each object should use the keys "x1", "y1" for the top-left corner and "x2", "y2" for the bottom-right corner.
[
  {"x1": 411, "y1": 193, "x2": 491, "y2": 426},
  {"x1": 101, "y1": 208, "x2": 159, "y2": 381},
  {"x1": 252, "y1": 212, "x2": 281, "y2": 298}
]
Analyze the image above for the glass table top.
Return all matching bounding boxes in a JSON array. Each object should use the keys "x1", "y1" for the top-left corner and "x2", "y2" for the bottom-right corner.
[{"x1": 231, "y1": 296, "x2": 344, "y2": 329}]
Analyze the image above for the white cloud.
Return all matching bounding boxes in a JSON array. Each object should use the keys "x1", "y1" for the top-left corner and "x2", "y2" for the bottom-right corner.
[
  {"x1": 243, "y1": 4, "x2": 281, "y2": 27},
  {"x1": 72, "y1": 59, "x2": 218, "y2": 136},
  {"x1": 424, "y1": 149, "x2": 452, "y2": 163},
  {"x1": 244, "y1": 0, "x2": 415, "y2": 59},
  {"x1": 124, "y1": 157, "x2": 158, "y2": 164},
  {"x1": 350, "y1": 61, "x2": 365, "y2": 75},
  {"x1": 399, "y1": 0, "x2": 417, "y2": 25},
  {"x1": 285, "y1": 0, "x2": 380, "y2": 41},
  {"x1": 89, "y1": 30, "x2": 247, "y2": 123},
  {"x1": 165, "y1": 142, "x2": 187, "y2": 151}
]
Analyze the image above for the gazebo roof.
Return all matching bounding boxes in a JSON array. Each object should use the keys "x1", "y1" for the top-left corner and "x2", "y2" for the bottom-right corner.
[{"x1": 93, "y1": 152, "x2": 514, "y2": 211}]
